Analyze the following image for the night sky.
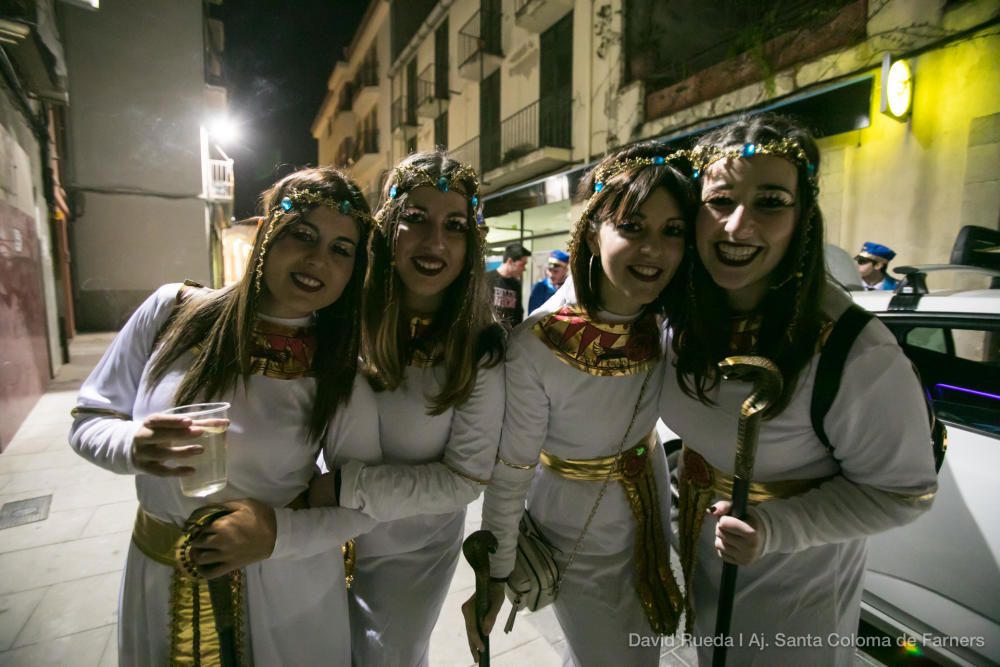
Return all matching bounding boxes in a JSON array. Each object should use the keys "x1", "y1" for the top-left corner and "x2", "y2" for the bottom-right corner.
[{"x1": 218, "y1": 0, "x2": 369, "y2": 219}]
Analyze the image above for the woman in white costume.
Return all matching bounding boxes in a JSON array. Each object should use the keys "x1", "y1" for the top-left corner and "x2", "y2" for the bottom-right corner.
[
  {"x1": 663, "y1": 113, "x2": 939, "y2": 666},
  {"x1": 462, "y1": 142, "x2": 693, "y2": 666},
  {"x1": 69, "y1": 167, "x2": 380, "y2": 666},
  {"x1": 309, "y1": 151, "x2": 505, "y2": 666}
]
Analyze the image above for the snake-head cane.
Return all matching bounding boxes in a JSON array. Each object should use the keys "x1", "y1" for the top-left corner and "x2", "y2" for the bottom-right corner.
[
  {"x1": 712, "y1": 356, "x2": 783, "y2": 667},
  {"x1": 718, "y1": 356, "x2": 783, "y2": 482},
  {"x1": 463, "y1": 530, "x2": 499, "y2": 666}
]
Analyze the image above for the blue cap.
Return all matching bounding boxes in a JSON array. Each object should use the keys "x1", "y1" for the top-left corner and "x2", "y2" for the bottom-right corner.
[
  {"x1": 548, "y1": 250, "x2": 570, "y2": 265},
  {"x1": 857, "y1": 242, "x2": 896, "y2": 262}
]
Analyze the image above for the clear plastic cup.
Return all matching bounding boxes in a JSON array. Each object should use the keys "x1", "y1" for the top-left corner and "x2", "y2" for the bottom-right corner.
[{"x1": 160, "y1": 402, "x2": 231, "y2": 497}]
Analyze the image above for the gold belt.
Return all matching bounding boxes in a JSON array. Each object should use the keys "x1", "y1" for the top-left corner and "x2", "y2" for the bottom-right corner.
[
  {"x1": 132, "y1": 507, "x2": 247, "y2": 667},
  {"x1": 677, "y1": 446, "x2": 833, "y2": 633},
  {"x1": 539, "y1": 433, "x2": 682, "y2": 635}
]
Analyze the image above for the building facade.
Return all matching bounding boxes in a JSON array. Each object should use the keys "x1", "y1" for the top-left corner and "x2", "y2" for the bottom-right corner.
[
  {"x1": 313, "y1": 0, "x2": 1000, "y2": 293},
  {"x1": 62, "y1": 0, "x2": 233, "y2": 331},
  {"x1": 0, "y1": 0, "x2": 73, "y2": 449}
]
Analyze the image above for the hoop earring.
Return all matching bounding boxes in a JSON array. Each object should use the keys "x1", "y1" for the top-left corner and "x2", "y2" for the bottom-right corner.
[{"x1": 588, "y1": 254, "x2": 599, "y2": 296}]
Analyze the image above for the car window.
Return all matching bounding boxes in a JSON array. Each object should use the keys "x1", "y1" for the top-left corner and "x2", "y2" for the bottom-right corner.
[
  {"x1": 886, "y1": 320, "x2": 1000, "y2": 437},
  {"x1": 904, "y1": 327, "x2": 948, "y2": 354}
]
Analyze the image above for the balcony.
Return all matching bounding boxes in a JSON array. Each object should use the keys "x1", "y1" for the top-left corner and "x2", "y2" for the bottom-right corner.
[
  {"x1": 391, "y1": 97, "x2": 419, "y2": 140},
  {"x1": 451, "y1": 136, "x2": 480, "y2": 176},
  {"x1": 458, "y1": 10, "x2": 503, "y2": 81},
  {"x1": 416, "y1": 64, "x2": 449, "y2": 118},
  {"x1": 331, "y1": 108, "x2": 356, "y2": 140},
  {"x1": 482, "y1": 97, "x2": 571, "y2": 188},
  {"x1": 514, "y1": 0, "x2": 573, "y2": 34},
  {"x1": 206, "y1": 158, "x2": 233, "y2": 202},
  {"x1": 352, "y1": 129, "x2": 381, "y2": 173},
  {"x1": 335, "y1": 137, "x2": 356, "y2": 168},
  {"x1": 352, "y1": 61, "x2": 379, "y2": 113}
]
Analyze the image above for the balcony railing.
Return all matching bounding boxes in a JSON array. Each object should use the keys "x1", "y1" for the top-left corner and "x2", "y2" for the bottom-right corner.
[
  {"x1": 337, "y1": 84, "x2": 353, "y2": 112},
  {"x1": 391, "y1": 97, "x2": 418, "y2": 130},
  {"x1": 458, "y1": 10, "x2": 503, "y2": 79},
  {"x1": 336, "y1": 137, "x2": 355, "y2": 167},
  {"x1": 207, "y1": 158, "x2": 233, "y2": 201},
  {"x1": 497, "y1": 96, "x2": 571, "y2": 166},
  {"x1": 353, "y1": 129, "x2": 380, "y2": 161},
  {"x1": 416, "y1": 64, "x2": 449, "y2": 118},
  {"x1": 451, "y1": 136, "x2": 480, "y2": 175},
  {"x1": 352, "y1": 59, "x2": 379, "y2": 101}
]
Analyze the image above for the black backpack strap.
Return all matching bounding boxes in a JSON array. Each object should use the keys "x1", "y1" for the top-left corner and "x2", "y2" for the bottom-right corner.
[{"x1": 811, "y1": 305, "x2": 874, "y2": 455}]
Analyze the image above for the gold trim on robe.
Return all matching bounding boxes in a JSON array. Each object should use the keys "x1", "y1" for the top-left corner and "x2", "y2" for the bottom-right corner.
[
  {"x1": 540, "y1": 432, "x2": 683, "y2": 635},
  {"x1": 132, "y1": 507, "x2": 248, "y2": 667},
  {"x1": 677, "y1": 446, "x2": 833, "y2": 634},
  {"x1": 532, "y1": 306, "x2": 659, "y2": 377}
]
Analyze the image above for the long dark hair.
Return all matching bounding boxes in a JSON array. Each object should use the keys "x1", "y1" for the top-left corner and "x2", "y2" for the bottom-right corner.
[
  {"x1": 147, "y1": 166, "x2": 372, "y2": 442},
  {"x1": 363, "y1": 150, "x2": 504, "y2": 414},
  {"x1": 672, "y1": 113, "x2": 826, "y2": 415},
  {"x1": 567, "y1": 141, "x2": 697, "y2": 319}
]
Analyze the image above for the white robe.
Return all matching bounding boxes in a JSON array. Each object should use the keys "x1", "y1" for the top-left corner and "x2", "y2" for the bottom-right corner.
[
  {"x1": 481, "y1": 284, "x2": 671, "y2": 667},
  {"x1": 660, "y1": 283, "x2": 938, "y2": 666},
  {"x1": 69, "y1": 284, "x2": 381, "y2": 667},
  {"x1": 341, "y1": 354, "x2": 505, "y2": 666}
]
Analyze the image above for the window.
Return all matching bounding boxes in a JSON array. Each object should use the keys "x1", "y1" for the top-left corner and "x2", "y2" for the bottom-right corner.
[
  {"x1": 888, "y1": 317, "x2": 1000, "y2": 437},
  {"x1": 435, "y1": 111, "x2": 448, "y2": 149}
]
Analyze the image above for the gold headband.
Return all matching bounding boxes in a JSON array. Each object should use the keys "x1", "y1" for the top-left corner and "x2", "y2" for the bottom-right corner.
[
  {"x1": 255, "y1": 187, "x2": 372, "y2": 295},
  {"x1": 689, "y1": 139, "x2": 817, "y2": 187},
  {"x1": 581, "y1": 151, "x2": 689, "y2": 220},
  {"x1": 385, "y1": 162, "x2": 481, "y2": 206}
]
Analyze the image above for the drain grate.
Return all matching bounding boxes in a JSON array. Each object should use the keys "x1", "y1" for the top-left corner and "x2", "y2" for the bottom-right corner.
[{"x1": 0, "y1": 495, "x2": 53, "y2": 530}]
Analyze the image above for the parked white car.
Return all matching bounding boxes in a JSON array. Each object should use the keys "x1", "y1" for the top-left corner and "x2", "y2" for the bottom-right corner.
[{"x1": 853, "y1": 261, "x2": 999, "y2": 666}]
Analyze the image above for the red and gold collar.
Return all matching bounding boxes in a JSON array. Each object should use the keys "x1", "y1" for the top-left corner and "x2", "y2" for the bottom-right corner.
[
  {"x1": 533, "y1": 305, "x2": 659, "y2": 377},
  {"x1": 248, "y1": 319, "x2": 316, "y2": 379}
]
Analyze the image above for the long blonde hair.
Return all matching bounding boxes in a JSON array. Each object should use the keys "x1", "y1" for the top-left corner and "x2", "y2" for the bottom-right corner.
[
  {"x1": 362, "y1": 150, "x2": 503, "y2": 414},
  {"x1": 147, "y1": 166, "x2": 372, "y2": 442}
]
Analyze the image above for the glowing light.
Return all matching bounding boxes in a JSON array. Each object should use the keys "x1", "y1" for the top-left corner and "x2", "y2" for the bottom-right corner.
[
  {"x1": 208, "y1": 115, "x2": 240, "y2": 145},
  {"x1": 901, "y1": 639, "x2": 923, "y2": 656},
  {"x1": 881, "y1": 55, "x2": 913, "y2": 119}
]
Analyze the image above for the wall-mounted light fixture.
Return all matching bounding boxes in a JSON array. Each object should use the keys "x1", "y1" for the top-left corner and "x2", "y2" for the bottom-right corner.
[{"x1": 880, "y1": 53, "x2": 913, "y2": 120}]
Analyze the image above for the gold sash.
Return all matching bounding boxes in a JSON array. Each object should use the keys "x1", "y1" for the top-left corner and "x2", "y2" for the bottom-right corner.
[
  {"x1": 677, "y1": 446, "x2": 833, "y2": 633},
  {"x1": 132, "y1": 507, "x2": 247, "y2": 667},
  {"x1": 540, "y1": 433, "x2": 683, "y2": 635}
]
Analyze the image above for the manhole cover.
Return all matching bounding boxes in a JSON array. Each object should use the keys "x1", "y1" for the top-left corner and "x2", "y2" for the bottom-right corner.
[{"x1": 0, "y1": 495, "x2": 52, "y2": 530}]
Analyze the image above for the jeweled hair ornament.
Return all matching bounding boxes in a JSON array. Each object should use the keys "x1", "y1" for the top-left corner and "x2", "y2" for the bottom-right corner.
[
  {"x1": 255, "y1": 187, "x2": 372, "y2": 294},
  {"x1": 690, "y1": 139, "x2": 817, "y2": 190},
  {"x1": 384, "y1": 161, "x2": 481, "y2": 212},
  {"x1": 581, "y1": 151, "x2": 689, "y2": 221}
]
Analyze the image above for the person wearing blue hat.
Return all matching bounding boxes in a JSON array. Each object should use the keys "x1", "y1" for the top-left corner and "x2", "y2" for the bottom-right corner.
[
  {"x1": 855, "y1": 241, "x2": 899, "y2": 290},
  {"x1": 528, "y1": 249, "x2": 570, "y2": 313}
]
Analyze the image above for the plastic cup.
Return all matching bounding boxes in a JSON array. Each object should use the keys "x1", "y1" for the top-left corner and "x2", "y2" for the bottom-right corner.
[{"x1": 160, "y1": 402, "x2": 231, "y2": 497}]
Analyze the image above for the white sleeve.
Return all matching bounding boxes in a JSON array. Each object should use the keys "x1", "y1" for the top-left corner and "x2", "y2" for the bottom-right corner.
[
  {"x1": 270, "y1": 376, "x2": 382, "y2": 559},
  {"x1": 338, "y1": 361, "x2": 506, "y2": 522},
  {"x1": 752, "y1": 333, "x2": 938, "y2": 556},
  {"x1": 68, "y1": 284, "x2": 181, "y2": 475},
  {"x1": 482, "y1": 331, "x2": 549, "y2": 578}
]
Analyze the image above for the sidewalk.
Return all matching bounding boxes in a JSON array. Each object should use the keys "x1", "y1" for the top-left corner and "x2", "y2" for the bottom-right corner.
[{"x1": 0, "y1": 333, "x2": 699, "y2": 667}]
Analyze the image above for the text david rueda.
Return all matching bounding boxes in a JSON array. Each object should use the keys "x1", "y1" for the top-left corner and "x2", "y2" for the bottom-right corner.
[{"x1": 629, "y1": 632, "x2": 987, "y2": 650}]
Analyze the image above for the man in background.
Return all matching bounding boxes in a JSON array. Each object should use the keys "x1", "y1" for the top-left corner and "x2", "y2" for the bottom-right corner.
[
  {"x1": 486, "y1": 243, "x2": 530, "y2": 328},
  {"x1": 855, "y1": 241, "x2": 900, "y2": 290},
  {"x1": 528, "y1": 250, "x2": 569, "y2": 314}
]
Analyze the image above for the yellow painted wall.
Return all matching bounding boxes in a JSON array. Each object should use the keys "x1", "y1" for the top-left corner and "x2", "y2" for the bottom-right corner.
[{"x1": 818, "y1": 28, "x2": 1000, "y2": 287}]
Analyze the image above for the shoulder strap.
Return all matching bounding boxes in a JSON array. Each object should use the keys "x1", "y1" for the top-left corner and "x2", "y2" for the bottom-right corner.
[{"x1": 811, "y1": 305, "x2": 874, "y2": 454}]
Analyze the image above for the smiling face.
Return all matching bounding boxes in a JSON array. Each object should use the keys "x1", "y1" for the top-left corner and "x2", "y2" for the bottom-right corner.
[
  {"x1": 696, "y1": 155, "x2": 799, "y2": 312},
  {"x1": 393, "y1": 186, "x2": 470, "y2": 313},
  {"x1": 587, "y1": 187, "x2": 686, "y2": 315},
  {"x1": 258, "y1": 205, "x2": 361, "y2": 319}
]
